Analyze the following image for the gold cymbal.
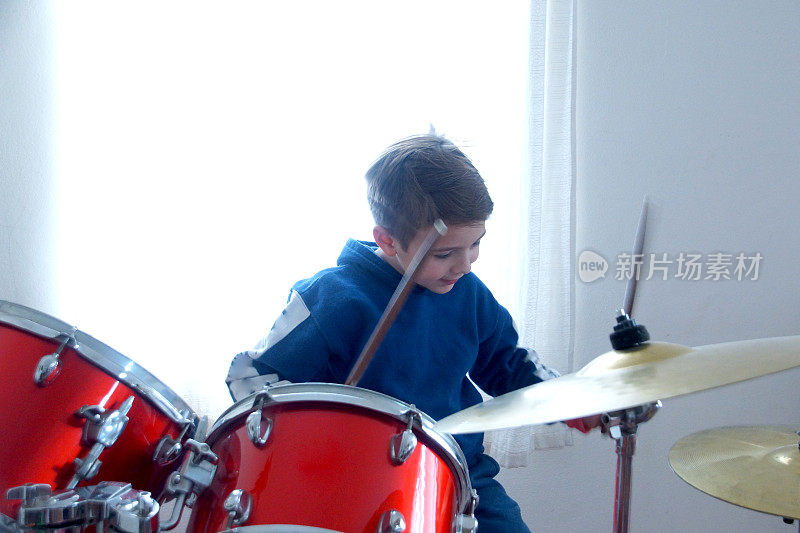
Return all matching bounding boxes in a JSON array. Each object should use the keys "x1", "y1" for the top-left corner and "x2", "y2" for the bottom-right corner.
[
  {"x1": 436, "y1": 336, "x2": 800, "y2": 434},
  {"x1": 669, "y1": 425, "x2": 800, "y2": 519}
]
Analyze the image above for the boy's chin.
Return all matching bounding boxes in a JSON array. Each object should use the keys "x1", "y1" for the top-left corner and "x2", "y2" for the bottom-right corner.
[{"x1": 423, "y1": 282, "x2": 456, "y2": 294}]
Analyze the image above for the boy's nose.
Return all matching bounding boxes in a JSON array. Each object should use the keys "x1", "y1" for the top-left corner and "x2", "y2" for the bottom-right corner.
[{"x1": 454, "y1": 254, "x2": 471, "y2": 275}]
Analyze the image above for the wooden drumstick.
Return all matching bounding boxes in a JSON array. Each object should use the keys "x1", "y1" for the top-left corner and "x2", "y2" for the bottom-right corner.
[
  {"x1": 623, "y1": 196, "x2": 648, "y2": 317},
  {"x1": 345, "y1": 219, "x2": 448, "y2": 386}
]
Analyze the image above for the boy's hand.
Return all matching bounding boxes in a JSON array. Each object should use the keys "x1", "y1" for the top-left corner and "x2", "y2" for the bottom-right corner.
[{"x1": 564, "y1": 414, "x2": 603, "y2": 434}]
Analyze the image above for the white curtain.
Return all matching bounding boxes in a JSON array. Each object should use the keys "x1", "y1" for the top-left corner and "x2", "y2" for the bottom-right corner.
[{"x1": 484, "y1": 0, "x2": 577, "y2": 467}]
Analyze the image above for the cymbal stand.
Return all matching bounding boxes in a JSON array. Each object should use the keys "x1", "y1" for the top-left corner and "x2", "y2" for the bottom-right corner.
[{"x1": 602, "y1": 401, "x2": 661, "y2": 533}]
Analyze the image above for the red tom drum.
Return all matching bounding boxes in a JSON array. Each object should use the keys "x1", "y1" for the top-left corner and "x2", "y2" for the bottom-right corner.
[
  {"x1": 184, "y1": 383, "x2": 477, "y2": 533},
  {"x1": 0, "y1": 300, "x2": 198, "y2": 521}
]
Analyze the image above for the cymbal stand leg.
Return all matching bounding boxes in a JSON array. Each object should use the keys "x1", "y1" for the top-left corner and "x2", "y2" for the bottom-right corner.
[
  {"x1": 613, "y1": 432, "x2": 635, "y2": 533},
  {"x1": 602, "y1": 402, "x2": 661, "y2": 533}
]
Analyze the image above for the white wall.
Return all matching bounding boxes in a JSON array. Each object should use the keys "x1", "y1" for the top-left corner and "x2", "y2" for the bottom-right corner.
[
  {"x1": 500, "y1": 1, "x2": 800, "y2": 532},
  {"x1": 0, "y1": 1, "x2": 56, "y2": 309}
]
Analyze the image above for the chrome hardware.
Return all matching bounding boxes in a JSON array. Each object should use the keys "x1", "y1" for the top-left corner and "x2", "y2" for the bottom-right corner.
[
  {"x1": 245, "y1": 391, "x2": 273, "y2": 447},
  {"x1": 33, "y1": 332, "x2": 76, "y2": 386},
  {"x1": 6, "y1": 483, "x2": 52, "y2": 506},
  {"x1": 378, "y1": 509, "x2": 406, "y2": 533},
  {"x1": 453, "y1": 489, "x2": 479, "y2": 533},
  {"x1": 250, "y1": 389, "x2": 272, "y2": 410},
  {"x1": 6, "y1": 481, "x2": 159, "y2": 533},
  {"x1": 68, "y1": 396, "x2": 135, "y2": 489},
  {"x1": 453, "y1": 513, "x2": 479, "y2": 533},
  {"x1": 33, "y1": 354, "x2": 60, "y2": 387},
  {"x1": 223, "y1": 489, "x2": 252, "y2": 528},
  {"x1": 390, "y1": 408, "x2": 421, "y2": 465},
  {"x1": 153, "y1": 435, "x2": 183, "y2": 465},
  {"x1": 160, "y1": 428, "x2": 218, "y2": 530},
  {"x1": 112, "y1": 490, "x2": 159, "y2": 533},
  {"x1": 601, "y1": 401, "x2": 661, "y2": 441},
  {"x1": 153, "y1": 410, "x2": 197, "y2": 465},
  {"x1": 246, "y1": 411, "x2": 272, "y2": 447}
]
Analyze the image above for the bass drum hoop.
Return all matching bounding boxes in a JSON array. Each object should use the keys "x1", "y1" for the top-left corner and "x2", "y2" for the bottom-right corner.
[{"x1": 0, "y1": 299, "x2": 196, "y2": 427}]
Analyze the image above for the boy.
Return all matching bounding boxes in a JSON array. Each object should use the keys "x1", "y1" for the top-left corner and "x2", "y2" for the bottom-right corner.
[{"x1": 227, "y1": 134, "x2": 593, "y2": 532}]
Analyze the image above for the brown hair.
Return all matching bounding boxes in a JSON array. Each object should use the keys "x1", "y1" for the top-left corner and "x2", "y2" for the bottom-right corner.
[{"x1": 365, "y1": 134, "x2": 493, "y2": 249}]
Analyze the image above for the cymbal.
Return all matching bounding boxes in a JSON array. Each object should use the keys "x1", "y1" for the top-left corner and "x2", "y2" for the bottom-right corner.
[
  {"x1": 436, "y1": 336, "x2": 800, "y2": 434},
  {"x1": 669, "y1": 425, "x2": 800, "y2": 520}
]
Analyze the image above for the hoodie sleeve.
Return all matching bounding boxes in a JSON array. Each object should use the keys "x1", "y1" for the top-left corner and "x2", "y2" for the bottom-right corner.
[
  {"x1": 469, "y1": 298, "x2": 560, "y2": 398},
  {"x1": 225, "y1": 289, "x2": 333, "y2": 401}
]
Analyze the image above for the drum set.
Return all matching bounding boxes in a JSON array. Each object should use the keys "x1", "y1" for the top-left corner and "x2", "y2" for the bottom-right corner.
[
  {"x1": 2, "y1": 297, "x2": 800, "y2": 533},
  {"x1": 0, "y1": 300, "x2": 477, "y2": 533}
]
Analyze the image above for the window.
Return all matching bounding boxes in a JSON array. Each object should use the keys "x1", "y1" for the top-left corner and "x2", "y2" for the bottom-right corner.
[{"x1": 53, "y1": 2, "x2": 531, "y2": 417}]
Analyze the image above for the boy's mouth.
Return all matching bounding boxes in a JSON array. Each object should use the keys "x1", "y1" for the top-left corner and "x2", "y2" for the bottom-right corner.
[{"x1": 441, "y1": 277, "x2": 460, "y2": 285}]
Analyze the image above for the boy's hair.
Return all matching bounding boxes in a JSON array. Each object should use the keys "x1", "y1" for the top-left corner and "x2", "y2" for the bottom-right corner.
[{"x1": 365, "y1": 134, "x2": 494, "y2": 249}]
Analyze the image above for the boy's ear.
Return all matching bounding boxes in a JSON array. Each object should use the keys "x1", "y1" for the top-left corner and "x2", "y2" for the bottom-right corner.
[{"x1": 373, "y1": 226, "x2": 400, "y2": 256}]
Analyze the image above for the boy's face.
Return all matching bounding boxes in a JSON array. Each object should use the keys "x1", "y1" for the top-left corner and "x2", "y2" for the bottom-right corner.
[{"x1": 384, "y1": 222, "x2": 486, "y2": 294}]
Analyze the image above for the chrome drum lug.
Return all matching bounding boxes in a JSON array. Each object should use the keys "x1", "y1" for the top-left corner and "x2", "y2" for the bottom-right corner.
[
  {"x1": 390, "y1": 408, "x2": 421, "y2": 465},
  {"x1": 378, "y1": 509, "x2": 406, "y2": 533},
  {"x1": 246, "y1": 411, "x2": 272, "y2": 448},
  {"x1": 453, "y1": 514, "x2": 479, "y2": 533},
  {"x1": 453, "y1": 489, "x2": 479, "y2": 533},
  {"x1": 33, "y1": 332, "x2": 75, "y2": 387},
  {"x1": 33, "y1": 353, "x2": 61, "y2": 387},
  {"x1": 223, "y1": 489, "x2": 252, "y2": 528},
  {"x1": 390, "y1": 429, "x2": 417, "y2": 465}
]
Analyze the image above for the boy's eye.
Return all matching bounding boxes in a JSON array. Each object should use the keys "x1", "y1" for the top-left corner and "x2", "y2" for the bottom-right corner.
[
  {"x1": 472, "y1": 240, "x2": 481, "y2": 248},
  {"x1": 433, "y1": 252, "x2": 452, "y2": 259}
]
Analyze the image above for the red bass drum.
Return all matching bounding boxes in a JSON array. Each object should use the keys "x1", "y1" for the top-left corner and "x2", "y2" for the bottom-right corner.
[{"x1": 0, "y1": 300, "x2": 198, "y2": 522}]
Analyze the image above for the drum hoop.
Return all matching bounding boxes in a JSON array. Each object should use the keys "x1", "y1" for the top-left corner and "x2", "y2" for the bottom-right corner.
[
  {"x1": 0, "y1": 300, "x2": 196, "y2": 427},
  {"x1": 208, "y1": 382, "x2": 474, "y2": 513}
]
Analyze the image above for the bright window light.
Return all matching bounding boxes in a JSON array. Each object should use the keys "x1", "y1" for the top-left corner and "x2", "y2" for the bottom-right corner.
[{"x1": 54, "y1": 1, "x2": 530, "y2": 419}]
